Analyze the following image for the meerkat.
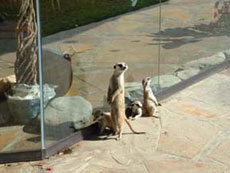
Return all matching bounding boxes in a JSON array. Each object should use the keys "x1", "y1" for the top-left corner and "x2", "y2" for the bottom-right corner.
[
  {"x1": 125, "y1": 101, "x2": 143, "y2": 120},
  {"x1": 93, "y1": 110, "x2": 114, "y2": 135},
  {"x1": 107, "y1": 62, "x2": 145, "y2": 140},
  {"x1": 142, "y1": 77, "x2": 162, "y2": 127}
]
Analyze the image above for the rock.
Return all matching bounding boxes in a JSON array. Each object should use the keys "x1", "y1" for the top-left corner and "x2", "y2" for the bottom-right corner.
[
  {"x1": 0, "y1": 100, "x2": 11, "y2": 125},
  {"x1": 151, "y1": 75, "x2": 182, "y2": 90},
  {"x1": 125, "y1": 81, "x2": 161, "y2": 104},
  {"x1": 175, "y1": 67, "x2": 200, "y2": 80},
  {"x1": 224, "y1": 51, "x2": 230, "y2": 59},
  {"x1": 125, "y1": 82, "x2": 142, "y2": 90},
  {"x1": 125, "y1": 82, "x2": 143, "y2": 105},
  {"x1": 42, "y1": 96, "x2": 93, "y2": 138},
  {"x1": 0, "y1": 75, "x2": 16, "y2": 98},
  {"x1": 183, "y1": 52, "x2": 226, "y2": 71},
  {"x1": 7, "y1": 84, "x2": 56, "y2": 124},
  {"x1": 125, "y1": 51, "x2": 227, "y2": 102},
  {"x1": 40, "y1": 48, "x2": 73, "y2": 97},
  {"x1": 173, "y1": 52, "x2": 227, "y2": 81}
]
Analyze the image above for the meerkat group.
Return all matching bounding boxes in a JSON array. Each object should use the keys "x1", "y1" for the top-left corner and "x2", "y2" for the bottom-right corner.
[{"x1": 94, "y1": 62, "x2": 162, "y2": 140}]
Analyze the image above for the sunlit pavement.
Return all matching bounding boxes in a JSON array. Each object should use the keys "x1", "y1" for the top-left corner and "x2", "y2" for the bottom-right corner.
[{"x1": 1, "y1": 68, "x2": 230, "y2": 173}]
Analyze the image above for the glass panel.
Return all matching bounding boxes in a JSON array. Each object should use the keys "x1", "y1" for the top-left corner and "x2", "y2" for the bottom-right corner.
[
  {"x1": 41, "y1": 0, "x2": 161, "y2": 147},
  {"x1": 158, "y1": 0, "x2": 230, "y2": 91},
  {"x1": 0, "y1": 0, "x2": 41, "y2": 153}
]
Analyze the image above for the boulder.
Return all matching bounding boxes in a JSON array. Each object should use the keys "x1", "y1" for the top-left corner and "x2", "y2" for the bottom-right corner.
[
  {"x1": 224, "y1": 51, "x2": 230, "y2": 59},
  {"x1": 40, "y1": 48, "x2": 73, "y2": 96},
  {"x1": 125, "y1": 81, "x2": 161, "y2": 104},
  {"x1": 174, "y1": 51, "x2": 227, "y2": 81},
  {"x1": 125, "y1": 82, "x2": 143, "y2": 105},
  {"x1": 174, "y1": 67, "x2": 200, "y2": 81},
  {"x1": 42, "y1": 96, "x2": 93, "y2": 139},
  {"x1": 151, "y1": 75, "x2": 182, "y2": 90},
  {"x1": 7, "y1": 84, "x2": 56, "y2": 124},
  {"x1": 182, "y1": 52, "x2": 226, "y2": 70},
  {"x1": 0, "y1": 100, "x2": 11, "y2": 125}
]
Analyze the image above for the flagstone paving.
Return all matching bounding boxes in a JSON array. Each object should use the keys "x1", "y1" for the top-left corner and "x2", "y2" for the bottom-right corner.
[
  {"x1": 1, "y1": 0, "x2": 230, "y2": 107},
  {"x1": 1, "y1": 67, "x2": 229, "y2": 173},
  {"x1": 1, "y1": 0, "x2": 230, "y2": 171}
]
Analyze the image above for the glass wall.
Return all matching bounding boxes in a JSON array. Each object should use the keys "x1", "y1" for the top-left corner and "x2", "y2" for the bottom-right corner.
[
  {"x1": 0, "y1": 0, "x2": 41, "y2": 154},
  {"x1": 40, "y1": 0, "x2": 230, "y2": 148},
  {"x1": 0, "y1": 0, "x2": 229, "y2": 161},
  {"x1": 158, "y1": 0, "x2": 230, "y2": 91},
  {"x1": 40, "y1": 0, "x2": 161, "y2": 147}
]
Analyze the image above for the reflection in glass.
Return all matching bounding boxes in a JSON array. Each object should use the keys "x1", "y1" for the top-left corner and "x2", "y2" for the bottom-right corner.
[
  {"x1": 0, "y1": 0, "x2": 41, "y2": 153},
  {"x1": 41, "y1": 0, "x2": 161, "y2": 147},
  {"x1": 157, "y1": 0, "x2": 230, "y2": 91}
]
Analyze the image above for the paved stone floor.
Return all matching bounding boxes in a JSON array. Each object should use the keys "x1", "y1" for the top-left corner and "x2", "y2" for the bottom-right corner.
[
  {"x1": 1, "y1": 0, "x2": 230, "y2": 107},
  {"x1": 1, "y1": 68, "x2": 230, "y2": 173},
  {"x1": 1, "y1": 0, "x2": 230, "y2": 168},
  {"x1": 43, "y1": 0, "x2": 230, "y2": 107}
]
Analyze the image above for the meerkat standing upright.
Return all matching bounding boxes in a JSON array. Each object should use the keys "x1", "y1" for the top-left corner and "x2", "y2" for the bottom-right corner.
[
  {"x1": 142, "y1": 77, "x2": 162, "y2": 126},
  {"x1": 107, "y1": 62, "x2": 145, "y2": 140}
]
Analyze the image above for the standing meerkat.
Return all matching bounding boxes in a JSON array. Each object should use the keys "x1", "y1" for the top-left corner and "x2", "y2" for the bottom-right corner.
[
  {"x1": 142, "y1": 77, "x2": 162, "y2": 126},
  {"x1": 107, "y1": 62, "x2": 145, "y2": 140}
]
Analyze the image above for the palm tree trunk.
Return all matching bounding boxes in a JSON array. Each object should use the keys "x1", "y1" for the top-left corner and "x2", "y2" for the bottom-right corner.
[{"x1": 15, "y1": 0, "x2": 38, "y2": 85}]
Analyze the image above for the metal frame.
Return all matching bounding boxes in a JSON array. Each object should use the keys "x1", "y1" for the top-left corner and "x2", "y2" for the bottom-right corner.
[
  {"x1": 36, "y1": 0, "x2": 46, "y2": 151},
  {"x1": 0, "y1": 123, "x2": 98, "y2": 164}
]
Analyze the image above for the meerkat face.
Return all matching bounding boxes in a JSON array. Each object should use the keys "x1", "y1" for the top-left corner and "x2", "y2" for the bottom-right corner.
[
  {"x1": 93, "y1": 110, "x2": 104, "y2": 121},
  {"x1": 142, "y1": 77, "x2": 151, "y2": 87},
  {"x1": 113, "y1": 62, "x2": 128, "y2": 74},
  {"x1": 131, "y1": 101, "x2": 143, "y2": 109},
  {"x1": 63, "y1": 53, "x2": 71, "y2": 61}
]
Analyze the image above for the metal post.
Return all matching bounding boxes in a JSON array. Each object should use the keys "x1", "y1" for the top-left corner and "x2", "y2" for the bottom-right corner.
[
  {"x1": 35, "y1": 0, "x2": 45, "y2": 150},
  {"x1": 157, "y1": 0, "x2": 162, "y2": 90}
]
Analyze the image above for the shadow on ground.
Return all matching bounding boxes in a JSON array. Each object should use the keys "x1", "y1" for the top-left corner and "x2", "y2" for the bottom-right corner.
[{"x1": 153, "y1": 16, "x2": 230, "y2": 49}]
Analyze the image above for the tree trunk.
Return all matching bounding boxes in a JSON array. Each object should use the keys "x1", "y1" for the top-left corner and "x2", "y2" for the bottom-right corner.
[{"x1": 15, "y1": 0, "x2": 38, "y2": 85}]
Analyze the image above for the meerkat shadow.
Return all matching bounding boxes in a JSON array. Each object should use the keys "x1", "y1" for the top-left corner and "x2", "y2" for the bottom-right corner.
[
  {"x1": 86, "y1": 135, "x2": 117, "y2": 141},
  {"x1": 121, "y1": 132, "x2": 145, "y2": 135},
  {"x1": 85, "y1": 129, "x2": 117, "y2": 141}
]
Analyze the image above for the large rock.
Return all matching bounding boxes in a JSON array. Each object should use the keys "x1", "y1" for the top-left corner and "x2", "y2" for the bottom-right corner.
[
  {"x1": 174, "y1": 67, "x2": 200, "y2": 81},
  {"x1": 183, "y1": 52, "x2": 226, "y2": 71},
  {"x1": 43, "y1": 96, "x2": 93, "y2": 138},
  {"x1": 40, "y1": 48, "x2": 73, "y2": 96},
  {"x1": 7, "y1": 84, "x2": 56, "y2": 124},
  {"x1": 224, "y1": 50, "x2": 230, "y2": 58},
  {"x1": 125, "y1": 82, "x2": 143, "y2": 105},
  {"x1": 151, "y1": 75, "x2": 182, "y2": 90},
  {"x1": 174, "y1": 52, "x2": 227, "y2": 81},
  {"x1": 0, "y1": 100, "x2": 11, "y2": 125}
]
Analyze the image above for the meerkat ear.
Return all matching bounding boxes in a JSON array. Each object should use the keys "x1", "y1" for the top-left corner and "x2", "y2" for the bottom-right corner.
[{"x1": 113, "y1": 65, "x2": 116, "y2": 69}]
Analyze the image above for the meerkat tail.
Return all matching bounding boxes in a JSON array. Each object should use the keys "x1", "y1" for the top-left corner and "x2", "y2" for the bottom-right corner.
[
  {"x1": 152, "y1": 115, "x2": 162, "y2": 129},
  {"x1": 124, "y1": 117, "x2": 146, "y2": 134}
]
